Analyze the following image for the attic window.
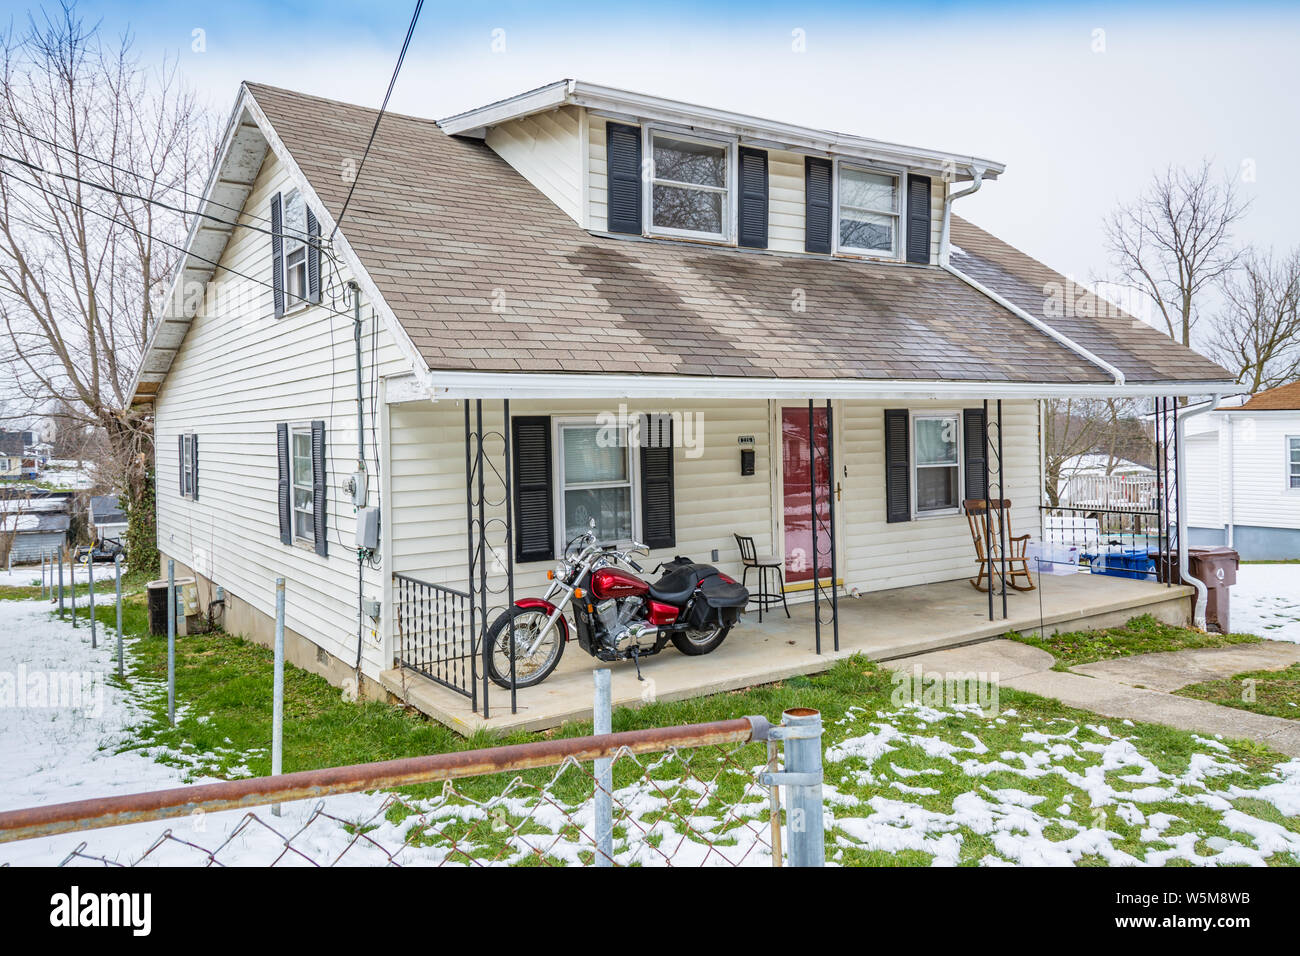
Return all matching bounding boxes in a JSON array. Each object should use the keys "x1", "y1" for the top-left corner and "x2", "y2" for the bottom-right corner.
[
  {"x1": 282, "y1": 190, "x2": 308, "y2": 306},
  {"x1": 648, "y1": 132, "x2": 729, "y2": 240},
  {"x1": 837, "y1": 164, "x2": 901, "y2": 258}
]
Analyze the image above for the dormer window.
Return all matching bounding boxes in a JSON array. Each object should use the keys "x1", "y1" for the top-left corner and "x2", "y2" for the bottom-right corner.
[
  {"x1": 837, "y1": 164, "x2": 901, "y2": 258},
  {"x1": 648, "y1": 131, "x2": 730, "y2": 240}
]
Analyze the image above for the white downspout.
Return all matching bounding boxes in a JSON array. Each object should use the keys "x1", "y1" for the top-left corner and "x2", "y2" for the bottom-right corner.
[
  {"x1": 939, "y1": 165, "x2": 1127, "y2": 386},
  {"x1": 1177, "y1": 394, "x2": 1223, "y2": 629},
  {"x1": 1224, "y1": 414, "x2": 1235, "y2": 549}
]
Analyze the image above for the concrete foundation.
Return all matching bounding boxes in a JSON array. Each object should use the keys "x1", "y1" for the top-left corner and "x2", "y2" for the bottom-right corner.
[{"x1": 159, "y1": 552, "x2": 386, "y2": 702}]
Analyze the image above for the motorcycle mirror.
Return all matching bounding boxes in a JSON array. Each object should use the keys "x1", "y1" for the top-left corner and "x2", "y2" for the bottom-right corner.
[{"x1": 588, "y1": 517, "x2": 596, "y2": 529}]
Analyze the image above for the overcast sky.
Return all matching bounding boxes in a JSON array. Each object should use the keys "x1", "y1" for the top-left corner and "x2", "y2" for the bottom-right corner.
[{"x1": 66, "y1": 0, "x2": 1300, "y2": 324}]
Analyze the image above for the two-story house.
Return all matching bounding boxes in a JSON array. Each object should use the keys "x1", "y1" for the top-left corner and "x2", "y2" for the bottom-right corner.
[{"x1": 130, "y1": 80, "x2": 1235, "y2": 733}]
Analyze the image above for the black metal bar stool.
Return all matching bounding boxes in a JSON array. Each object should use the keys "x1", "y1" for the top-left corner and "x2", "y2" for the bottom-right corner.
[{"x1": 733, "y1": 534, "x2": 790, "y2": 622}]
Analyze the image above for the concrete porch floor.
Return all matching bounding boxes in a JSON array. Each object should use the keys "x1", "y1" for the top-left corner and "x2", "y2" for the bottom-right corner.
[{"x1": 378, "y1": 572, "x2": 1194, "y2": 736}]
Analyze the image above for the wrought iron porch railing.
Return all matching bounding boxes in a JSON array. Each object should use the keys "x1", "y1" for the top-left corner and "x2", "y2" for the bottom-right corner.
[{"x1": 393, "y1": 572, "x2": 476, "y2": 699}]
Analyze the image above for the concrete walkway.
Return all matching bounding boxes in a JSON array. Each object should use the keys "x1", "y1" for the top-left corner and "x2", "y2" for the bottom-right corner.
[
  {"x1": 882, "y1": 640, "x2": 1300, "y2": 758},
  {"x1": 1072, "y1": 642, "x2": 1300, "y2": 692}
]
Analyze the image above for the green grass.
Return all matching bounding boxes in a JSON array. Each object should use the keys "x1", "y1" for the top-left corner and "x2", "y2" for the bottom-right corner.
[
  {"x1": 5, "y1": 581, "x2": 1298, "y2": 866},
  {"x1": 1176, "y1": 662, "x2": 1300, "y2": 720},
  {"x1": 1006, "y1": 613, "x2": 1262, "y2": 670}
]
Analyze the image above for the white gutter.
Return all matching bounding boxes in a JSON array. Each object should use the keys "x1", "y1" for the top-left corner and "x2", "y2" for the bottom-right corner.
[
  {"x1": 1177, "y1": 393, "x2": 1224, "y2": 628},
  {"x1": 938, "y1": 165, "x2": 1127, "y2": 386},
  {"x1": 406, "y1": 370, "x2": 1237, "y2": 403}
]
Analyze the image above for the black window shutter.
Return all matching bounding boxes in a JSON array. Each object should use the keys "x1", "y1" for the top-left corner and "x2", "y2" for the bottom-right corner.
[
  {"x1": 311, "y1": 420, "x2": 328, "y2": 557},
  {"x1": 191, "y1": 434, "x2": 199, "y2": 501},
  {"x1": 177, "y1": 435, "x2": 185, "y2": 496},
  {"x1": 270, "y1": 192, "x2": 285, "y2": 317},
  {"x1": 512, "y1": 416, "x2": 554, "y2": 562},
  {"x1": 639, "y1": 414, "x2": 675, "y2": 549},
  {"x1": 906, "y1": 174, "x2": 932, "y2": 264},
  {"x1": 804, "y1": 157, "x2": 833, "y2": 254},
  {"x1": 606, "y1": 122, "x2": 642, "y2": 235},
  {"x1": 276, "y1": 423, "x2": 291, "y2": 545},
  {"x1": 884, "y1": 409, "x2": 911, "y2": 523},
  {"x1": 963, "y1": 408, "x2": 989, "y2": 504},
  {"x1": 306, "y1": 206, "x2": 321, "y2": 304},
  {"x1": 737, "y1": 147, "x2": 769, "y2": 249}
]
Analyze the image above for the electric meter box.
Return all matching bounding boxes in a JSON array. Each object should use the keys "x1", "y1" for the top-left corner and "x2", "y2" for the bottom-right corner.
[{"x1": 355, "y1": 506, "x2": 380, "y2": 550}]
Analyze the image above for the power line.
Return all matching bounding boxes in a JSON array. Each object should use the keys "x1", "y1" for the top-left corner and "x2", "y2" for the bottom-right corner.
[
  {"x1": 2, "y1": 166, "x2": 360, "y2": 325},
  {"x1": 330, "y1": 0, "x2": 424, "y2": 240},
  {"x1": 0, "y1": 119, "x2": 276, "y2": 229},
  {"x1": 0, "y1": 148, "x2": 319, "y2": 251}
]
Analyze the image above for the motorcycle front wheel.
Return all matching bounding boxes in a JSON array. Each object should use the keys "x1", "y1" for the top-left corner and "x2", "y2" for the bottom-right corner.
[
  {"x1": 669, "y1": 624, "x2": 731, "y2": 657},
  {"x1": 485, "y1": 605, "x2": 566, "y2": 689}
]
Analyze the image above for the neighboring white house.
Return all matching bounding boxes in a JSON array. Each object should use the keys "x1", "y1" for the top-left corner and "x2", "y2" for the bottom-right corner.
[
  {"x1": 128, "y1": 81, "x2": 1235, "y2": 719},
  {"x1": 1185, "y1": 382, "x2": 1300, "y2": 560}
]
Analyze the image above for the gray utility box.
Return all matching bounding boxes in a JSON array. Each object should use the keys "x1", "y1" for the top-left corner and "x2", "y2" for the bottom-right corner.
[{"x1": 355, "y1": 506, "x2": 380, "y2": 550}]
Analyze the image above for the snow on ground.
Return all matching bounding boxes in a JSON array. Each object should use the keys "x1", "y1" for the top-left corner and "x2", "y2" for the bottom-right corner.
[
  {"x1": 0, "y1": 562, "x2": 125, "y2": 588},
  {"x1": 1, "y1": 591, "x2": 1298, "y2": 866},
  {"x1": 1232, "y1": 564, "x2": 1300, "y2": 643}
]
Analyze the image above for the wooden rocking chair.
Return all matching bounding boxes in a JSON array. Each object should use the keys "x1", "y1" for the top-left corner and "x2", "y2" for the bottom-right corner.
[{"x1": 963, "y1": 498, "x2": 1036, "y2": 593}]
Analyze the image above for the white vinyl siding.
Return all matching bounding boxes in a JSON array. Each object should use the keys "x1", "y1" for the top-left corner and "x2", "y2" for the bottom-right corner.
[
  {"x1": 485, "y1": 106, "x2": 583, "y2": 224},
  {"x1": 389, "y1": 397, "x2": 1042, "y2": 601},
  {"x1": 840, "y1": 399, "x2": 1040, "y2": 591},
  {"x1": 586, "y1": 113, "x2": 947, "y2": 260},
  {"x1": 388, "y1": 399, "x2": 776, "y2": 596},
  {"x1": 153, "y1": 148, "x2": 410, "y2": 682}
]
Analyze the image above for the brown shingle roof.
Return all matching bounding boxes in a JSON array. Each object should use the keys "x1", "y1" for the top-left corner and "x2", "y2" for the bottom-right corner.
[
  {"x1": 246, "y1": 83, "x2": 1230, "y2": 387},
  {"x1": 949, "y1": 217, "x2": 1233, "y2": 384},
  {"x1": 1235, "y1": 380, "x2": 1300, "y2": 411}
]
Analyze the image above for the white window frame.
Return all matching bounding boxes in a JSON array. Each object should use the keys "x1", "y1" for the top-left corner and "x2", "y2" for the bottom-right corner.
[
  {"x1": 289, "y1": 424, "x2": 315, "y2": 544},
  {"x1": 643, "y1": 126, "x2": 735, "y2": 243},
  {"x1": 553, "y1": 417, "x2": 642, "y2": 549},
  {"x1": 1287, "y1": 435, "x2": 1300, "y2": 492},
  {"x1": 834, "y1": 159, "x2": 906, "y2": 261},
  {"x1": 181, "y1": 432, "x2": 194, "y2": 499},
  {"x1": 281, "y1": 189, "x2": 309, "y2": 313},
  {"x1": 910, "y1": 410, "x2": 963, "y2": 518}
]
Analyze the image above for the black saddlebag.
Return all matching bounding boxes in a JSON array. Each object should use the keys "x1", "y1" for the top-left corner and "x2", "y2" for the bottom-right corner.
[{"x1": 685, "y1": 575, "x2": 750, "y2": 629}]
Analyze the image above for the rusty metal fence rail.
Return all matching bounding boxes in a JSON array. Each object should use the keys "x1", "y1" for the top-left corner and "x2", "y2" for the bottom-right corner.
[{"x1": 0, "y1": 708, "x2": 824, "y2": 867}]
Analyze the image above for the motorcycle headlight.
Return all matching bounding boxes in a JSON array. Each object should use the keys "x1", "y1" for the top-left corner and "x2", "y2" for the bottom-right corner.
[{"x1": 553, "y1": 563, "x2": 568, "y2": 581}]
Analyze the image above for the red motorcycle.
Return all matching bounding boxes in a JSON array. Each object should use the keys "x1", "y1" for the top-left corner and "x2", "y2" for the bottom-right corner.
[{"x1": 484, "y1": 523, "x2": 750, "y2": 689}]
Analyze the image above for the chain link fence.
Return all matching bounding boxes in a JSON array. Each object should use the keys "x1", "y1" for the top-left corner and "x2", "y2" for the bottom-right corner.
[{"x1": 1, "y1": 708, "x2": 825, "y2": 868}]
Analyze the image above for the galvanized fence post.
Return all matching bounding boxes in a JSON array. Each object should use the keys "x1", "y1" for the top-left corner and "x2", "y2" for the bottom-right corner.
[
  {"x1": 57, "y1": 550, "x2": 64, "y2": 616},
  {"x1": 114, "y1": 554, "x2": 123, "y2": 678},
  {"x1": 593, "y1": 669, "x2": 613, "y2": 866},
  {"x1": 69, "y1": 554, "x2": 77, "y2": 629},
  {"x1": 272, "y1": 578, "x2": 285, "y2": 817},
  {"x1": 758, "y1": 707, "x2": 824, "y2": 867},
  {"x1": 88, "y1": 559, "x2": 96, "y2": 648},
  {"x1": 167, "y1": 559, "x2": 176, "y2": 726}
]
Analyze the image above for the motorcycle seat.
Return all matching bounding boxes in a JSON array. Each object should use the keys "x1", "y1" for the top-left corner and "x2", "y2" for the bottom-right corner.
[{"x1": 648, "y1": 563, "x2": 719, "y2": 605}]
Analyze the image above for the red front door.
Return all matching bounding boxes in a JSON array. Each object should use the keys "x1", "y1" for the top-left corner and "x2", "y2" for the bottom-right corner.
[{"x1": 781, "y1": 406, "x2": 832, "y2": 584}]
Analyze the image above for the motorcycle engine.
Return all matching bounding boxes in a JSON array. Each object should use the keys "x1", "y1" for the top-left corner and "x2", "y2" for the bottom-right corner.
[{"x1": 595, "y1": 598, "x2": 658, "y2": 654}]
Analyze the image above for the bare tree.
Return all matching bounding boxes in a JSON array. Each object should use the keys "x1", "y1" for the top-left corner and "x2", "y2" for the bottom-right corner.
[
  {"x1": 1104, "y1": 161, "x2": 1248, "y2": 347},
  {"x1": 1043, "y1": 398, "x2": 1148, "y2": 507},
  {"x1": 1207, "y1": 247, "x2": 1300, "y2": 393},
  {"x1": 0, "y1": 2, "x2": 213, "y2": 573}
]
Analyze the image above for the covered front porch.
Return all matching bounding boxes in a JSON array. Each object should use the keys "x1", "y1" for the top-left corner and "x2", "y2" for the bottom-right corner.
[{"x1": 378, "y1": 570, "x2": 1193, "y2": 735}]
